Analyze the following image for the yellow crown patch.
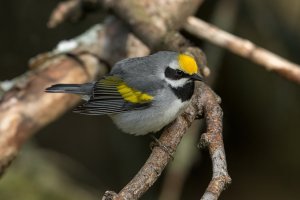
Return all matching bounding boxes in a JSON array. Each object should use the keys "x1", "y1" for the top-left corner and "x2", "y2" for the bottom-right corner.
[{"x1": 178, "y1": 54, "x2": 198, "y2": 75}]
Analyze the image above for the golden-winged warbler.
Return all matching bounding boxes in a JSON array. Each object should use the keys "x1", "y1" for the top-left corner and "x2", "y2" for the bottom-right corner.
[{"x1": 45, "y1": 51, "x2": 203, "y2": 135}]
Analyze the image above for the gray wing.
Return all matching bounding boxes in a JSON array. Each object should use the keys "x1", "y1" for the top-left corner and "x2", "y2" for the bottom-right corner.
[
  {"x1": 73, "y1": 76, "x2": 152, "y2": 115},
  {"x1": 110, "y1": 56, "x2": 165, "y2": 94}
]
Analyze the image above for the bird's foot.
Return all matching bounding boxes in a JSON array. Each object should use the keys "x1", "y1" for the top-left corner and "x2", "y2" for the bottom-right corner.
[
  {"x1": 195, "y1": 113, "x2": 204, "y2": 120},
  {"x1": 149, "y1": 135, "x2": 174, "y2": 160}
]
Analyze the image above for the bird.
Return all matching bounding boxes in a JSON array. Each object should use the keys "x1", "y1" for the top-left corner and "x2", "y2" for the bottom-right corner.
[{"x1": 45, "y1": 51, "x2": 203, "y2": 136}]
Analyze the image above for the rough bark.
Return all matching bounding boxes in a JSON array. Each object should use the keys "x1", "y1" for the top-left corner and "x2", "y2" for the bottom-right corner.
[
  {"x1": 0, "y1": 0, "x2": 231, "y2": 200},
  {"x1": 0, "y1": 18, "x2": 149, "y2": 175},
  {"x1": 97, "y1": 0, "x2": 231, "y2": 199}
]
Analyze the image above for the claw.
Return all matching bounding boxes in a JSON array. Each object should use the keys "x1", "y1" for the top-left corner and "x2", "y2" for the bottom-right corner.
[{"x1": 149, "y1": 135, "x2": 174, "y2": 160}]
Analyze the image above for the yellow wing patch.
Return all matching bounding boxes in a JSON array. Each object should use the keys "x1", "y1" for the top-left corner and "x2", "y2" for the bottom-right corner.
[
  {"x1": 117, "y1": 83, "x2": 153, "y2": 103},
  {"x1": 100, "y1": 76, "x2": 153, "y2": 104},
  {"x1": 178, "y1": 54, "x2": 198, "y2": 75}
]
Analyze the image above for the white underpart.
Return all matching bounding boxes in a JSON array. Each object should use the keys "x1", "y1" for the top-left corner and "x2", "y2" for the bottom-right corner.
[
  {"x1": 111, "y1": 99, "x2": 188, "y2": 135},
  {"x1": 110, "y1": 87, "x2": 190, "y2": 135},
  {"x1": 110, "y1": 59, "x2": 192, "y2": 135}
]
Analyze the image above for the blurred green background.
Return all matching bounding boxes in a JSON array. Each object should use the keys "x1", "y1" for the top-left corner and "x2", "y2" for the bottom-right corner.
[{"x1": 0, "y1": 0, "x2": 300, "y2": 199}]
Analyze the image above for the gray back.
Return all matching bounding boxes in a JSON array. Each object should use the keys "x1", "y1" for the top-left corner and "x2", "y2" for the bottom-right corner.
[{"x1": 110, "y1": 51, "x2": 178, "y2": 94}]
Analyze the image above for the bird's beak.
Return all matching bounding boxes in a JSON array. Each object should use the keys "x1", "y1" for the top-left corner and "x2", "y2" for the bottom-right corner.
[{"x1": 190, "y1": 74, "x2": 203, "y2": 81}]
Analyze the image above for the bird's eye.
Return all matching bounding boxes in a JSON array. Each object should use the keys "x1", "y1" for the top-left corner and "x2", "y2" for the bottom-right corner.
[
  {"x1": 175, "y1": 70, "x2": 184, "y2": 77},
  {"x1": 165, "y1": 67, "x2": 187, "y2": 80}
]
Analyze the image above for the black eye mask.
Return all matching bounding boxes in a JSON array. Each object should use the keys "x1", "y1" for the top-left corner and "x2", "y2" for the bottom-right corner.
[{"x1": 164, "y1": 67, "x2": 190, "y2": 80}]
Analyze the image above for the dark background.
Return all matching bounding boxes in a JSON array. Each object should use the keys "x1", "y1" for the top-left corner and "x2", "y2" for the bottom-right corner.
[{"x1": 0, "y1": 0, "x2": 300, "y2": 199}]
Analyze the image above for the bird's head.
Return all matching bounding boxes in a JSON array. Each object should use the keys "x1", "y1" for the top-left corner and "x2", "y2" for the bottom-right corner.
[{"x1": 161, "y1": 52, "x2": 203, "y2": 88}]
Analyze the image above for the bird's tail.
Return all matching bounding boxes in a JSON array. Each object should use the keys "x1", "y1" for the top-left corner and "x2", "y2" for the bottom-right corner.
[{"x1": 45, "y1": 83, "x2": 93, "y2": 95}]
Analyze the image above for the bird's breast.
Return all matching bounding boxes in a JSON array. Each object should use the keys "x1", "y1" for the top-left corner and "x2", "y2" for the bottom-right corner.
[{"x1": 110, "y1": 98, "x2": 189, "y2": 135}]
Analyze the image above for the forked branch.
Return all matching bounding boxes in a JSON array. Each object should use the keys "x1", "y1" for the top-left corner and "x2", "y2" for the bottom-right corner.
[
  {"x1": 96, "y1": 0, "x2": 231, "y2": 199},
  {"x1": 0, "y1": 0, "x2": 231, "y2": 200}
]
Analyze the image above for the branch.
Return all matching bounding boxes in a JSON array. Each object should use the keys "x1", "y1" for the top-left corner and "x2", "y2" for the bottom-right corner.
[
  {"x1": 0, "y1": 18, "x2": 149, "y2": 175},
  {"x1": 184, "y1": 17, "x2": 300, "y2": 84},
  {"x1": 47, "y1": 0, "x2": 210, "y2": 77},
  {"x1": 48, "y1": 0, "x2": 82, "y2": 28},
  {"x1": 197, "y1": 84, "x2": 231, "y2": 200},
  {"x1": 96, "y1": 0, "x2": 231, "y2": 199},
  {"x1": 1, "y1": 1, "x2": 231, "y2": 199},
  {"x1": 159, "y1": 1, "x2": 239, "y2": 198},
  {"x1": 0, "y1": 36, "x2": 101, "y2": 175},
  {"x1": 48, "y1": 0, "x2": 231, "y2": 198}
]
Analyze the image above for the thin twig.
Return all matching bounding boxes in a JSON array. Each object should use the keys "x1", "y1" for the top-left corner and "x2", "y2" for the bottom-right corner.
[
  {"x1": 48, "y1": 0, "x2": 103, "y2": 28},
  {"x1": 197, "y1": 83, "x2": 231, "y2": 200},
  {"x1": 158, "y1": 121, "x2": 201, "y2": 200},
  {"x1": 48, "y1": 0, "x2": 82, "y2": 28},
  {"x1": 184, "y1": 16, "x2": 300, "y2": 84}
]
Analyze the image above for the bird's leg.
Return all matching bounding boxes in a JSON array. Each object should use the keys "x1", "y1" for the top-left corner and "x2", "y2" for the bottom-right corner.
[
  {"x1": 149, "y1": 133, "x2": 174, "y2": 160},
  {"x1": 195, "y1": 112, "x2": 204, "y2": 120}
]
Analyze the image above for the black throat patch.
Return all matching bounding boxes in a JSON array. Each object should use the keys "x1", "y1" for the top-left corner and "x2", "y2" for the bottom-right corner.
[{"x1": 169, "y1": 81, "x2": 195, "y2": 102}]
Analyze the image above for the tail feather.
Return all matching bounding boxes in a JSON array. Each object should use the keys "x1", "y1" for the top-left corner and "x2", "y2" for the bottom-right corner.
[{"x1": 45, "y1": 83, "x2": 93, "y2": 95}]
